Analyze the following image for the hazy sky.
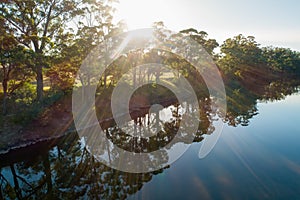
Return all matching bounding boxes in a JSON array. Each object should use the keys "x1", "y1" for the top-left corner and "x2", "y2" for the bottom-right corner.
[{"x1": 114, "y1": 0, "x2": 300, "y2": 51}]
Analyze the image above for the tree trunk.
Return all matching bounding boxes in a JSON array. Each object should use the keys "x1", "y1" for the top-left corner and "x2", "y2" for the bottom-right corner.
[
  {"x1": 2, "y1": 78, "x2": 8, "y2": 115},
  {"x1": 103, "y1": 71, "x2": 107, "y2": 89},
  {"x1": 155, "y1": 71, "x2": 159, "y2": 83},
  {"x1": 36, "y1": 65, "x2": 43, "y2": 102},
  {"x1": 43, "y1": 153, "x2": 53, "y2": 199},
  {"x1": 133, "y1": 67, "x2": 136, "y2": 88},
  {"x1": 106, "y1": 130, "x2": 111, "y2": 165},
  {"x1": 10, "y1": 164, "x2": 22, "y2": 199},
  {"x1": 0, "y1": 184, "x2": 3, "y2": 200}
]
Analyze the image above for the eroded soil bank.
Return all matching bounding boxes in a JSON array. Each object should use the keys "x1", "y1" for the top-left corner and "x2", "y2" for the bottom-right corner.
[
  {"x1": 0, "y1": 96, "x2": 74, "y2": 154},
  {"x1": 0, "y1": 92, "x2": 179, "y2": 155}
]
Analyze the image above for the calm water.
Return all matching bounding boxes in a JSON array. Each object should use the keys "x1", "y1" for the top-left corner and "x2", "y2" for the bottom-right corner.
[
  {"x1": 129, "y1": 93, "x2": 300, "y2": 200},
  {"x1": 1, "y1": 93, "x2": 300, "y2": 199}
]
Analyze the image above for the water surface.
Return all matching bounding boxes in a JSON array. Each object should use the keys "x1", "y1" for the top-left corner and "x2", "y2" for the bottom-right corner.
[{"x1": 0, "y1": 92, "x2": 300, "y2": 199}]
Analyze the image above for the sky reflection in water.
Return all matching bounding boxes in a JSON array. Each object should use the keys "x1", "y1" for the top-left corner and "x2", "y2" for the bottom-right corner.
[{"x1": 0, "y1": 93, "x2": 300, "y2": 199}]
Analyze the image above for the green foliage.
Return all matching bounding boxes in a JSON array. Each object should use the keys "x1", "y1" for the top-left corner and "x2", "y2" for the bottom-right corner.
[
  {"x1": 180, "y1": 28, "x2": 219, "y2": 55},
  {"x1": 12, "y1": 90, "x2": 64, "y2": 125},
  {"x1": 0, "y1": 0, "x2": 119, "y2": 116},
  {"x1": 218, "y1": 34, "x2": 266, "y2": 75},
  {"x1": 0, "y1": 0, "x2": 118, "y2": 101},
  {"x1": 0, "y1": 0, "x2": 83, "y2": 101},
  {"x1": 46, "y1": 62, "x2": 77, "y2": 92},
  {"x1": 13, "y1": 82, "x2": 36, "y2": 105},
  {"x1": 262, "y1": 47, "x2": 300, "y2": 73},
  {"x1": 1, "y1": 4, "x2": 300, "y2": 131},
  {"x1": 0, "y1": 16, "x2": 34, "y2": 108}
]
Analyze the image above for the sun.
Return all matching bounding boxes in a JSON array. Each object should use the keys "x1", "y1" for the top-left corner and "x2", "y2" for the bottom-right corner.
[{"x1": 114, "y1": 0, "x2": 174, "y2": 30}]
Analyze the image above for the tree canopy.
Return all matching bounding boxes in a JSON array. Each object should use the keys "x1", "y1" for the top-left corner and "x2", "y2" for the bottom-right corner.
[{"x1": 0, "y1": 2, "x2": 300, "y2": 130}]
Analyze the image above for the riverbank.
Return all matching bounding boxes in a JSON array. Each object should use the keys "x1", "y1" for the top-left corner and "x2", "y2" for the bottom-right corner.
[
  {"x1": 0, "y1": 91, "x2": 181, "y2": 155},
  {"x1": 0, "y1": 95, "x2": 74, "y2": 154}
]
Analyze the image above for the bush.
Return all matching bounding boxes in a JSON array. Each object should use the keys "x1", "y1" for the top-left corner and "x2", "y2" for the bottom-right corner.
[
  {"x1": 12, "y1": 90, "x2": 64, "y2": 126},
  {"x1": 13, "y1": 81, "x2": 36, "y2": 106}
]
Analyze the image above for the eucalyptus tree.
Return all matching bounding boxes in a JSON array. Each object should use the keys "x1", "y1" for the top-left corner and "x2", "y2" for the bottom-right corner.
[
  {"x1": 180, "y1": 28, "x2": 219, "y2": 56},
  {"x1": 0, "y1": 18, "x2": 34, "y2": 115},
  {"x1": 218, "y1": 34, "x2": 265, "y2": 76},
  {"x1": 0, "y1": 0, "x2": 120, "y2": 102},
  {"x1": 262, "y1": 47, "x2": 300, "y2": 74}
]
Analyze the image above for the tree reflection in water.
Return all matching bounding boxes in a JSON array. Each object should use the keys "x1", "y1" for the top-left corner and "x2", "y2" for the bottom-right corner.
[
  {"x1": 0, "y1": 95, "x2": 214, "y2": 199},
  {"x1": 1, "y1": 63, "x2": 300, "y2": 199}
]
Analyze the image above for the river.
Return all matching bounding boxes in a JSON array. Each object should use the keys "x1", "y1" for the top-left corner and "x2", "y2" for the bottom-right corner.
[{"x1": 0, "y1": 92, "x2": 299, "y2": 199}]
